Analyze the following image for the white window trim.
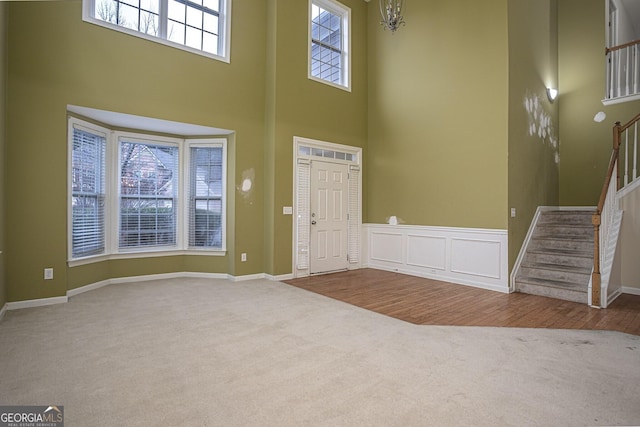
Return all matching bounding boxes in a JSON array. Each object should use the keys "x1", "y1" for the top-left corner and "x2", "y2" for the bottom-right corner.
[
  {"x1": 82, "y1": 0, "x2": 232, "y2": 63},
  {"x1": 114, "y1": 132, "x2": 182, "y2": 253},
  {"x1": 308, "y1": 0, "x2": 352, "y2": 92},
  {"x1": 67, "y1": 118, "x2": 111, "y2": 262},
  {"x1": 68, "y1": 118, "x2": 227, "y2": 267},
  {"x1": 182, "y1": 138, "x2": 228, "y2": 251}
]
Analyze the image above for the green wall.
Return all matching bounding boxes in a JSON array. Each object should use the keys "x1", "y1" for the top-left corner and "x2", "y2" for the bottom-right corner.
[
  {"x1": 264, "y1": 0, "x2": 369, "y2": 276},
  {"x1": 4, "y1": 0, "x2": 369, "y2": 301},
  {"x1": 5, "y1": 0, "x2": 268, "y2": 301},
  {"x1": 5, "y1": 0, "x2": 638, "y2": 304},
  {"x1": 558, "y1": 0, "x2": 640, "y2": 205},
  {"x1": 507, "y1": 0, "x2": 560, "y2": 267},
  {"x1": 367, "y1": 0, "x2": 509, "y2": 230},
  {"x1": 0, "y1": 3, "x2": 6, "y2": 310}
]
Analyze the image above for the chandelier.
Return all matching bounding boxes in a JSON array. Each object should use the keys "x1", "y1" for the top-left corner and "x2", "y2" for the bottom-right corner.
[{"x1": 379, "y1": 0, "x2": 406, "y2": 33}]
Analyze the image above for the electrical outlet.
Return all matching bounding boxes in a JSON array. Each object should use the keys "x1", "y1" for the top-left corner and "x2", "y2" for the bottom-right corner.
[
  {"x1": 241, "y1": 253, "x2": 247, "y2": 262},
  {"x1": 44, "y1": 268, "x2": 54, "y2": 280},
  {"x1": 511, "y1": 208, "x2": 516, "y2": 218}
]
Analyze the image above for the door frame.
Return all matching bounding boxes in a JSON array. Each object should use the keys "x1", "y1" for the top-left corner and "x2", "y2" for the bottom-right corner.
[{"x1": 292, "y1": 136, "x2": 362, "y2": 278}]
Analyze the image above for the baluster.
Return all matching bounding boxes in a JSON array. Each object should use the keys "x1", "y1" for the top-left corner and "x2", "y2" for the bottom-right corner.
[
  {"x1": 633, "y1": 44, "x2": 638, "y2": 94},
  {"x1": 626, "y1": 46, "x2": 631, "y2": 95},
  {"x1": 608, "y1": 51, "x2": 613, "y2": 99},
  {"x1": 633, "y1": 122, "x2": 638, "y2": 181},
  {"x1": 617, "y1": 50, "x2": 622, "y2": 97},
  {"x1": 625, "y1": 128, "x2": 629, "y2": 186}
]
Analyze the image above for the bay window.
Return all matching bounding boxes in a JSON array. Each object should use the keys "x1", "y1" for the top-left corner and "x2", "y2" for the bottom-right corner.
[{"x1": 68, "y1": 117, "x2": 227, "y2": 263}]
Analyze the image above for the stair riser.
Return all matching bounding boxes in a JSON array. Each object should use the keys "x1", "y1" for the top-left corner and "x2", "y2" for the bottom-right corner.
[
  {"x1": 538, "y1": 215, "x2": 593, "y2": 226},
  {"x1": 529, "y1": 239, "x2": 594, "y2": 253},
  {"x1": 523, "y1": 253, "x2": 593, "y2": 269},
  {"x1": 534, "y1": 226, "x2": 594, "y2": 239},
  {"x1": 519, "y1": 267, "x2": 591, "y2": 284},
  {"x1": 515, "y1": 281, "x2": 587, "y2": 304}
]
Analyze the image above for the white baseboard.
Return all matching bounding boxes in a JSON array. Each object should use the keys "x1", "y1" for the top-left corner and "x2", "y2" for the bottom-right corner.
[
  {"x1": 0, "y1": 303, "x2": 7, "y2": 322},
  {"x1": 67, "y1": 279, "x2": 112, "y2": 297},
  {"x1": 265, "y1": 273, "x2": 294, "y2": 281},
  {"x1": 69, "y1": 272, "x2": 229, "y2": 297},
  {"x1": 228, "y1": 273, "x2": 266, "y2": 282},
  {"x1": 605, "y1": 287, "x2": 623, "y2": 308},
  {"x1": 6, "y1": 296, "x2": 68, "y2": 311},
  {"x1": 363, "y1": 223, "x2": 509, "y2": 293},
  {"x1": 622, "y1": 286, "x2": 640, "y2": 296}
]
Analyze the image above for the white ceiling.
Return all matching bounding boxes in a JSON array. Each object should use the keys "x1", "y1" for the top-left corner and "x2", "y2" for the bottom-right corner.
[{"x1": 67, "y1": 105, "x2": 233, "y2": 136}]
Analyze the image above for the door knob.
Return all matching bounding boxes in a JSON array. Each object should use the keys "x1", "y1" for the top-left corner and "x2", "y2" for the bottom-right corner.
[{"x1": 311, "y1": 220, "x2": 317, "y2": 225}]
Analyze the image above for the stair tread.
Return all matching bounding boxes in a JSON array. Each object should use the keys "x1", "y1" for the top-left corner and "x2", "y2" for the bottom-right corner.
[
  {"x1": 515, "y1": 276, "x2": 588, "y2": 292},
  {"x1": 527, "y1": 248, "x2": 592, "y2": 258},
  {"x1": 521, "y1": 262, "x2": 592, "y2": 273},
  {"x1": 532, "y1": 235, "x2": 593, "y2": 242},
  {"x1": 541, "y1": 210, "x2": 595, "y2": 214},
  {"x1": 516, "y1": 209, "x2": 599, "y2": 303}
]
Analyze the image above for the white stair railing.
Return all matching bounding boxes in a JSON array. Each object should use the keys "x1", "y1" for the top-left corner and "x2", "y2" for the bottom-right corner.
[
  {"x1": 592, "y1": 114, "x2": 640, "y2": 307},
  {"x1": 605, "y1": 40, "x2": 640, "y2": 101}
]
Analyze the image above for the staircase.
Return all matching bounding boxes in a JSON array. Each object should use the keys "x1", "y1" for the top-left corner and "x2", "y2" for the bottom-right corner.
[{"x1": 515, "y1": 210, "x2": 594, "y2": 304}]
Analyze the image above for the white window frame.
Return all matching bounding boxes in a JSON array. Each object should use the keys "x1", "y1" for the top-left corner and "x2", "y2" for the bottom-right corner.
[
  {"x1": 68, "y1": 119, "x2": 110, "y2": 260},
  {"x1": 115, "y1": 132, "x2": 182, "y2": 252},
  {"x1": 308, "y1": 0, "x2": 351, "y2": 92},
  {"x1": 68, "y1": 117, "x2": 227, "y2": 266},
  {"x1": 82, "y1": 0, "x2": 232, "y2": 63},
  {"x1": 183, "y1": 139, "x2": 227, "y2": 251}
]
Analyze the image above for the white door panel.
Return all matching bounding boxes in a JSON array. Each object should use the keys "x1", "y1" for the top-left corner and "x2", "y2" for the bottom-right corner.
[{"x1": 310, "y1": 161, "x2": 348, "y2": 274}]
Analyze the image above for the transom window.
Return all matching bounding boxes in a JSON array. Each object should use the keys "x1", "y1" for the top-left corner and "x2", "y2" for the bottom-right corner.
[
  {"x1": 309, "y1": 0, "x2": 351, "y2": 91},
  {"x1": 83, "y1": 0, "x2": 231, "y2": 61},
  {"x1": 68, "y1": 117, "x2": 227, "y2": 263}
]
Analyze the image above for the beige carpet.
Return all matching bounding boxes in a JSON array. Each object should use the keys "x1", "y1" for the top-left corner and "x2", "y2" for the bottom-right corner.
[{"x1": 0, "y1": 277, "x2": 639, "y2": 426}]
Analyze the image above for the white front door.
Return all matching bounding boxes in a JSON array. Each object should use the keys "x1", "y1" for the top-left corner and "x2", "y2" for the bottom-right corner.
[{"x1": 309, "y1": 160, "x2": 349, "y2": 274}]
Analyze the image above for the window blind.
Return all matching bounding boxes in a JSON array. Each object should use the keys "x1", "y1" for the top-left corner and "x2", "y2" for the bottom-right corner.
[
  {"x1": 119, "y1": 141, "x2": 179, "y2": 248},
  {"x1": 296, "y1": 159, "x2": 311, "y2": 269},
  {"x1": 348, "y1": 165, "x2": 360, "y2": 264},
  {"x1": 71, "y1": 126, "x2": 107, "y2": 258},
  {"x1": 189, "y1": 146, "x2": 224, "y2": 248}
]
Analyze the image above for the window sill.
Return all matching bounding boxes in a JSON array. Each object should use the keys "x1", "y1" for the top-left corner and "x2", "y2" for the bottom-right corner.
[
  {"x1": 68, "y1": 249, "x2": 226, "y2": 267},
  {"x1": 308, "y1": 75, "x2": 352, "y2": 93}
]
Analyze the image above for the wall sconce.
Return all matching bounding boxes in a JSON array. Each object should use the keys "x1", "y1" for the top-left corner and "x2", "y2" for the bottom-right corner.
[
  {"x1": 547, "y1": 87, "x2": 558, "y2": 103},
  {"x1": 380, "y1": 0, "x2": 406, "y2": 33}
]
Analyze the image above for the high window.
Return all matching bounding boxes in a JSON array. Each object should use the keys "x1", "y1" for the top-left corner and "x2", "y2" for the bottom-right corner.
[
  {"x1": 68, "y1": 118, "x2": 227, "y2": 263},
  {"x1": 309, "y1": 0, "x2": 351, "y2": 91},
  {"x1": 83, "y1": 0, "x2": 231, "y2": 62}
]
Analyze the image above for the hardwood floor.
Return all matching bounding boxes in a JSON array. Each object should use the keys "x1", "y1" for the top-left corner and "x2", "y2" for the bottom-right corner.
[{"x1": 284, "y1": 269, "x2": 640, "y2": 336}]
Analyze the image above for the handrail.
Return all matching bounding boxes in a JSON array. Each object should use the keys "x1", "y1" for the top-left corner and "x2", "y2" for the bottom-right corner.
[{"x1": 606, "y1": 38, "x2": 640, "y2": 54}]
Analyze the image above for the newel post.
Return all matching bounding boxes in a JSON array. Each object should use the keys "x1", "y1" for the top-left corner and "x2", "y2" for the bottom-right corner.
[{"x1": 591, "y1": 213, "x2": 601, "y2": 308}]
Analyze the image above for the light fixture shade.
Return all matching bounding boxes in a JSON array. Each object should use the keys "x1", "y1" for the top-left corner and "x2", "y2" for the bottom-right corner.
[
  {"x1": 547, "y1": 88, "x2": 558, "y2": 102},
  {"x1": 380, "y1": 0, "x2": 405, "y2": 33}
]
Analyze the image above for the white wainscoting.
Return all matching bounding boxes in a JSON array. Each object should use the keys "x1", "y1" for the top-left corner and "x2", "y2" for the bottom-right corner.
[{"x1": 363, "y1": 224, "x2": 509, "y2": 293}]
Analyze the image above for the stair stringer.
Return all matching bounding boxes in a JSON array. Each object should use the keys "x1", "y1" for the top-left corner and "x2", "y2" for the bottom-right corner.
[{"x1": 589, "y1": 209, "x2": 624, "y2": 308}]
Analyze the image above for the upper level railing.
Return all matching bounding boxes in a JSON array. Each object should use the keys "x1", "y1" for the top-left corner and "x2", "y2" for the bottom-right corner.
[
  {"x1": 591, "y1": 113, "x2": 640, "y2": 307},
  {"x1": 605, "y1": 40, "x2": 640, "y2": 102}
]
